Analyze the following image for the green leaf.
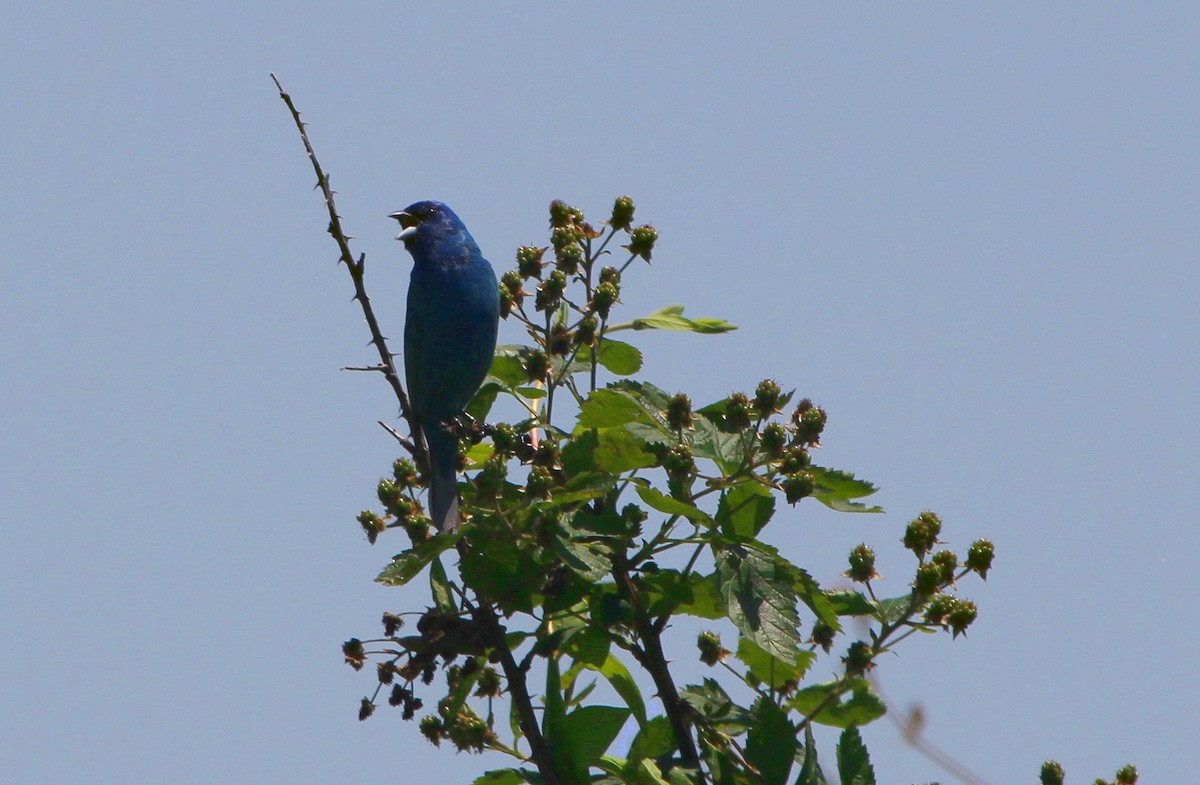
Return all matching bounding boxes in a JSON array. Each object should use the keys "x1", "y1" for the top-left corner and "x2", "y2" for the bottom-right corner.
[
  {"x1": 628, "y1": 715, "x2": 674, "y2": 761},
  {"x1": 429, "y1": 556, "x2": 455, "y2": 613},
  {"x1": 745, "y1": 697, "x2": 797, "y2": 785},
  {"x1": 680, "y1": 678, "x2": 753, "y2": 733},
  {"x1": 599, "y1": 654, "x2": 648, "y2": 726},
  {"x1": 579, "y1": 389, "x2": 654, "y2": 428},
  {"x1": 515, "y1": 385, "x2": 548, "y2": 399},
  {"x1": 715, "y1": 542, "x2": 802, "y2": 662},
  {"x1": 562, "y1": 705, "x2": 631, "y2": 769},
  {"x1": 551, "y1": 533, "x2": 612, "y2": 581},
  {"x1": 836, "y1": 726, "x2": 876, "y2": 785},
  {"x1": 487, "y1": 350, "x2": 529, "y2": 387},
  {"x1": 793, "y1": 567, "x2": 841, "y2": 632},
  {"x1": 467, "y1": 381, "x2": 502, "y2": 421},
  {"x1": 824, "y1": 591, "x2": 875, "y2": 617},
  {"x1": 789, "y1": 680, "x2": 886, "y2": 729},
  {"x1": 375, "y1": 535, "x2": 459, "y2": 586},
  {"x1": 641, "y1": 570, "x2": 724, "y2": 620},
  {"x1": 634, "y1": 484, "x2": 714, "y2": 525},
  {"x1": 689, "y1": 415, "x2": 749, "y2": 473},
  {"x1": 716, "y1": 481, "x2": 775, "y2": 538},
  {"x1": 595, "y1": 428, "x2": 658, "y2": 473},
  {"x1": 618, "y1": 304, "x2": 737, "y2": 334},
  {"x1": 596, "y1": 338, "x2": 644, "y2": 376},
  {"x1": 797, "y1": 725, "x2": 828, "y2": 785},
  {"x1": 563, "y1": 626, "x2": 611, "y2": 667},
  {"x1": 472, "y1": 769, "x2": 538, "y2": 785},
  {"x1": 809, "y1": 467, "x2": 883, "y2": 514},
  {"x1": 735, "y1": 637, "x2": 814, "y2": 689}
]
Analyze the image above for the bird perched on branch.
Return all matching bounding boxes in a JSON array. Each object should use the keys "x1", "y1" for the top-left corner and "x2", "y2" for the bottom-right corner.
[{"x1": 391, "y1": 201, "x2": 499, "y2": 533}]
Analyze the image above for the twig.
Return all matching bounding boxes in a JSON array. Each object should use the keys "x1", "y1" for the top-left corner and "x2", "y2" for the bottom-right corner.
[
  {"x1": 271, "y1": 73, "x2": 423, "y2": 464},
  {"x1": 613, "y1": 561, "x2": 705, "y2": 781}
]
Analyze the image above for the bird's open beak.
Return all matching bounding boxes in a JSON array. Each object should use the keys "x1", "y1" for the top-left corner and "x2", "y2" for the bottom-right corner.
[{"x1": 389, "y1": 211, "x2": 419, "y2": 241}]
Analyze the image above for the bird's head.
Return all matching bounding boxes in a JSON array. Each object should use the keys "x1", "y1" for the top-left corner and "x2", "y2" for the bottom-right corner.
[{"x1": 388, "y1": 200, "x2": 475, "y2": 259}]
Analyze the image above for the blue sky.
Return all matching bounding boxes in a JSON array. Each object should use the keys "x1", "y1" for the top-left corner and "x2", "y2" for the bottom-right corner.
[{"x1": 3, "y1": 3, "x2": 1197, "y2": 783}]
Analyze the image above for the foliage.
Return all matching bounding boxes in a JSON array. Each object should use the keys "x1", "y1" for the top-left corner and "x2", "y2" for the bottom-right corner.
[{"x1": 272, "y1": 75, "x2": 1133, "y2": 785}]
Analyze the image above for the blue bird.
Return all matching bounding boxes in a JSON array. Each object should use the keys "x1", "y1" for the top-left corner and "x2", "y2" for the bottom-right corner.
[{"x1": 391, "y1": 201, "x2": 499, "y2": 533}]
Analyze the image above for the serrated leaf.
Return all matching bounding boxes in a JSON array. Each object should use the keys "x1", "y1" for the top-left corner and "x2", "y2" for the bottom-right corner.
[
  {"x1": 596, "y1": 338, "x2": 644, "y2": 376},
  {"x1": 797, "y1": 725, "x2": 828, "y2": 785},
  {"x1": 628, "y1": 715, "x2": 674, "y2": 761},
  {"x1": 746, "y1": 697, "x2": 797, "y2": 785},
  {"x1": 735, "y1": 637, "x2": 814, "y2": 689},
  {"x1": 689, "y1": 415, "x2": 749, "y2": 473},
  {"x1": 716, "y1": 482, "x2": 775, "y2": 538},
  {"x1": 375, "y1": 535, "x2": 459, "y2": 586},
  {"x1": 716, "y1": 542, "x2": 802, "y2": 662},
  {"x1": 836, "y1": 726, "x2": 876, "y2": 785},
  {"x1": 579, "y1": 389, "x2": 653, "y2": 428},
  {"x1": 809, "y1": 467, "x2": 883, "y2": 513},
  {"x1": 595, "y1": 428, "x2": 658, "y2": 473},
  {"x1": 563, "y1": 626, "x2": 611, "y2": 667},
  {"x1": 789, "y1": 680, "x2": 886, "y2": 729},
  {"x1": 634, "y1": 484, "x2": 714, "y2": 525},
  {"x1": 551, "y1": 533, "x2": 612, "y2": 581},
  {"x1": 679, "y1": 678, "x2": 753, "y2": 733}
]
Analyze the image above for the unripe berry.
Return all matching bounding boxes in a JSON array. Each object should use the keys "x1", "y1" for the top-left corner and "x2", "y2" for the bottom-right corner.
[
  {"x1": 725, "y1": 393, "x2": 752, "y2": 430},
  {"x1": 666, "y1": 393, "x2": 694, "y2": 430},
  {"x1": 845, "y1": 544, "x2": 879, "y2": 583},
  {"x1": 516, "y1": 246, "x2": 546, "y2": 279},
  {"x1": 783, "y1": 472, "x2": 816, "y2": 504},
  {"x1": 625, "y1": 224, "x2": 657, "y2": 260},
  {"x1": 696, "y1": 630, "x2": 729, "y2": 666},
  {"x1": 966, "y1": 539, "x2": 995, "y2": 579},
  {"x1": 591, "y1": 281, "x2": 619, "y2": 319},
  {"x1": 609, "y1": 196, "x2": 635, "y2": 231},
  {"x1": 754, "y1": 379, "x2": 782, "y2": 417},
  {"x1": 903, "y1": 511, "x2": 942, "y2": 556}
]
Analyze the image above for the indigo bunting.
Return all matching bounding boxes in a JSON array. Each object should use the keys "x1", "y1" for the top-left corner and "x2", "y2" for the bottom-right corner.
[{"x1": 390, "y1": 201, "x2": 499, "y2": 533}]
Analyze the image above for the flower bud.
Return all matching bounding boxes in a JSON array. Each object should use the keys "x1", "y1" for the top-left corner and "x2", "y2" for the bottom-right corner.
[
  {"x1": 517, "y1": 246, "x2": 547, "y2": 279},
  {"x1": 609, "y1": 195, "x2": 635, "y2": 231},
  {"x1": 666, "y1": 393, "x2": 694, "y2": 430},
  {"x1": 697, "y1": 630, "x2": 729, "y2": 666},
  {"x1": 902, "y1": 511, "x2": 942, "y2": 556},
  {"x1": 845, "y1": 544, "x2": 879, "y2": 583},
  {"x1": 625, "y1": 224, "x2": 658, "y2": 260},
  {"x1": 966, "y1": 539, "x2": 995, "y2": 579}
]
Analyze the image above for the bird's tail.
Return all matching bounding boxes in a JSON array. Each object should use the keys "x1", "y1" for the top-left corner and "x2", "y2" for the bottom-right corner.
[{"x1": 424, "y1": 422, "x2": 461, "y2": 533}]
